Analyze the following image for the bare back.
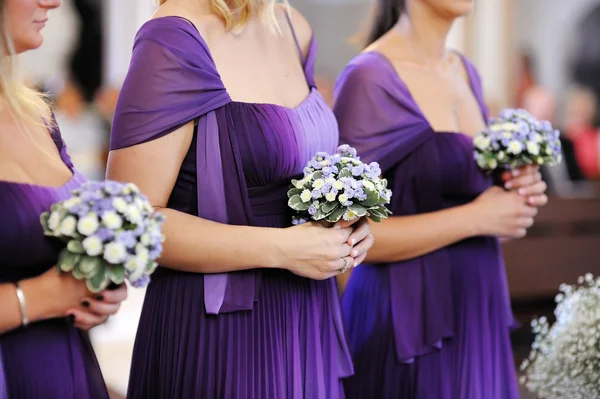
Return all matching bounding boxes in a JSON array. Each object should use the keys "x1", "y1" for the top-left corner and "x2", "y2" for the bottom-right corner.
[
  {"x1": 369, "y1": 32, "x2": 486, "y2": 137},
  {"x1": 153, "y1": 2, "x2": 312, "y2": 109}
]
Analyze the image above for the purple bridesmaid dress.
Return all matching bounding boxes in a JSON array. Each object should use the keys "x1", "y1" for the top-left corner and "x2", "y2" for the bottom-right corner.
[
  {"x1": 110, "y1": 16, "x2": 353, "y2": 398},
  {"x1": 334, "y1": 52, "x2": 520, "y2": 398},
  {"x1": 0, "y1": 125, "x2": 108, "y2": 398}
]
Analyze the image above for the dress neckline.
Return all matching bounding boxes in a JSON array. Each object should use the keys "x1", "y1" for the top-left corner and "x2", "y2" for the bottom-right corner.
[
  {"x1": 367, "y1": 50, "x2": 486, "y2": 140},
  {"x1": 146, "y1": 16, "x2": 317, "y2": 112}
]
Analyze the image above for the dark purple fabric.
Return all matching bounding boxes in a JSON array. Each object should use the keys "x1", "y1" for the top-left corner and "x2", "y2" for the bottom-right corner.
[
  {"x1": 0, "y1": 126, "x2": 108, "y2": 398},
  {"x1": 110, "y1": 16, "x2": 352, "y2": 397},
  {"x1": 334, "y1": 52, "x2": 518, "y2": 398}
]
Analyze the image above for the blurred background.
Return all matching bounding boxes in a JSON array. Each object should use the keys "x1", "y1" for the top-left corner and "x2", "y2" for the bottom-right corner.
[{"x1": 20, "y1": 0, "x2": 600, "y2": 397}]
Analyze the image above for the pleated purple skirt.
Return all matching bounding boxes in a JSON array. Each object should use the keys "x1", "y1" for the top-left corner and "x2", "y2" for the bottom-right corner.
[
  {"x1": 127, "y1": 267, "x2": 350, "y2": 398},
  {"x1": 342, "y1": 238, "x2": 520, "y2": 399}
]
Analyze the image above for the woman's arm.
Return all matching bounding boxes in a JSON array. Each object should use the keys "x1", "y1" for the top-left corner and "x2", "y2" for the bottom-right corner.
[
  {"x1": 0, "y1": 270, "x2": 90, "y2": 334},
  {"x1": 365, "y1": 186, "x2": 538, "y2": 264},
  {"x1": 365, "y1": 204, "x2": 477, "y2": 263},
  {"x1": 106, "y1": 122, "x2": 361, "y2": 276}
]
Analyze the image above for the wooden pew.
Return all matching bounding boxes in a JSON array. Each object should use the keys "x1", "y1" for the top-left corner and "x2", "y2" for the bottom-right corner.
[{"x1": 503, "y1": 184, "x2": 600, "y2": 301}]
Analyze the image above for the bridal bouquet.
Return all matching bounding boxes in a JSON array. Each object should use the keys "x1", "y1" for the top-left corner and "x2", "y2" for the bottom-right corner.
[
  {"x1": 520, "y1": 274, "x2": 600, "y2": 399},
  {"x1": 41, "y1": 181, "x2": 165, "y2": 292},
  {"x1": 288, "y1": 144, "x2": 392, "y2": 224},
  {"x1": 473, "y1": 108, "x2": 562, "y2": 171}
]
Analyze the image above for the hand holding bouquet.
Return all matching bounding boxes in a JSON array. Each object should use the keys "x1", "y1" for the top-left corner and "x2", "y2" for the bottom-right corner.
[
  {"x1": 288, "y1": 144, "x2": 392, "y2": 224},
  {"x1": 473, "y1": 108, "x2": 562, "y2": 172},
  {"x1": 41, "y1": 181, "x2": 165, "y2": 292},
  {"x1": 520, "y1": 274, "x2": 600, "y2": 399}
]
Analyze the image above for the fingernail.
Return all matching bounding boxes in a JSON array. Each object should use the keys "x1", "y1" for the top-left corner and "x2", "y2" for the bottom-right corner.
[
  {"x1": 353, "y1": 260, "x2": 359, "y2": 267},
  {"x1": 333, "y1": 224, "x2": 341, "y2": 229},
  {"x1": 352, "y1": 249, "x2": 359, "y2": 257},
  {"x1": 81, "y1": 300, "x2": 90, "y2": 308},
  {"x1": 518, "y1": 188, "x2": 526, "y2": 195},
  {"x1": 94, "y1": 295, "x2": 104, "y2": 301},
  {"x1": 512, "y1": 169, "x2": 520, "y2": 177},
  {"x1": 351, "y1": 238, "x2": 357, "y2": 246},
  {"x1": 66, "y1": 314, "x2": 75, "y2": 325},
  {"x1": 505, "y1": 182, "x2": 513, "y2": 189}
]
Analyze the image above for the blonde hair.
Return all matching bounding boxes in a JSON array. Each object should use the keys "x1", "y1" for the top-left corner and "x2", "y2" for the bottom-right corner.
[
  {"x1": 158, "y1": 0, "x2": 285, "y2": 34},
  {"x1": 0, "y1": 0, "x2": 51, "y2": 128}
]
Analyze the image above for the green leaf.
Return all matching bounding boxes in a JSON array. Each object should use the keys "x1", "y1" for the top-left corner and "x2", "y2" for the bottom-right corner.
[
  {"x1": 288, "y1": 195, "x2": 310, "y2": 211},
  {"x1": 312, "y1": 171, "x2": 323, "y2": 180},
  {"x1": 72, "y1": 264, "x2": 84, "y2": 280},
  {"x1": 287, "y1": 188, "x2": 303, "y2": 198},
  {"x1": 313, "y1": 207, "x2": 328, "y2": 221},
  {"x1": 86, "y1": 266, "x2": 109, "y2": 293},
  {"x1": 108, "y1": 265, "x2": 125, "y2": 285},
  {"x1": 67, "y1": 240, "x2": 85, "y2": 254},
  {"x1": 58, "y1": 248, "x2": 80, "y2": 272},
  {"x1": 339, "y1": 168, "x2": 352, "y2": 178},
  {"x1": 348, "y1": 204, "x2": 368, "y2": 218},
  {"x1": 368, "y1": 206, "x2": 387, "y2": 219},
  {"x1": 320, "y1": 202, "x2": 339, "y2": 215},
  {"x1": 368, "y1": 213, "x2": 384, "y2": 223},
  {"x1": 79, "y1": 256, "x2": 104, "y2": 277},
  {"x1": 326, "y1": 207, "x2": 347, "y2": 223},
  {"x1": 40, "y1": 212, "x2": 50, "y2": 233},
  {"x1": 360, "y1": 190, "x2": 380, "y2": 207}
]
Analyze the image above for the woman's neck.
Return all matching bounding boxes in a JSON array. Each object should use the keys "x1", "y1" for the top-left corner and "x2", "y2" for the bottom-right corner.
[{"x1": 395, "y1": 2, "x2": 455, "y2": 64}]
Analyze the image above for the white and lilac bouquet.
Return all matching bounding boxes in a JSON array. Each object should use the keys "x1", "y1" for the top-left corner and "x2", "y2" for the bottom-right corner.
[
  {"x1": 520, "y1": 274, "x2": 600, "y2": 399},
  {"x1": 288, "y1": 144, "x2": 392, "y2": 224},
  {"x1": 473, "y1": 108, "x2": 562, "y2": 171},
  {"x1": 41, "y1": 181, "x2": 165, "y2": 292}
]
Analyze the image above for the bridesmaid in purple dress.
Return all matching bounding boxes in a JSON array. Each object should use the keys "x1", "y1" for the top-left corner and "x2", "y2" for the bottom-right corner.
[
  {"x1": 0, "y1": 0, "x2": 127, "y2": 397},
  {"x1": 334, "y1": 1, "x2": 549, "y2": 398},
  {"x1": 107, "y1": 1, "x2": 373, "y2": 397}
]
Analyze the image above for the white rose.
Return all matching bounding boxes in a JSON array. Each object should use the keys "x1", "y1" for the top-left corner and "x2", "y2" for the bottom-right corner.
[
  {"x1": 300, "y1": 189, "x2": 312, "y2": 202},
  {"x1": 533, "y1": 133, "x2": 543, "y2": 143},
  {"x1": 102, "y1": 211, "x2": 123, "y2": 230},
  {"x1": 140, "y1": 233, "x2": 151, "y2": 246},
  {"x1": 59, "y1": 216, "x2": 77, "y2": 237},
  {"x1": 502, "y1": 122, "x2": 518, "y2": 132},
  {"x1": 333, "y1": 181, "x2": 344, "y2": 190},
  {"x1": 128, "y1": 262, "x2": 147, "y2": 282},
  {"x1": 362, "y1": 180, "x2": 375, "y2": 190},
  {"x1": 112, "y1": 197, "x2": 127, "y2": 213},
  {"x1": 487, "y1": 159, "x2": 498, "y2": 169},
  {"x1": 62, "y1": 197, "x2": 81, "y2": 212},
  {"x1": 125, "y1": 255, "x2": 145, "y2": 272},
  {"x1": 473, "y1": 136, "x2": 491, "y2": 151},
  {"x1": 104, "y1": 242, "x2": 127, "y2": 264},
  {"x1": 125, "y1": 205, "x2": 141, "y2": 224},
  {"x1": 507, "y1": 141, "x2": 523, "y2": 155},
  {"x1": 82, "y1": 236, "x2": 103, "y2": 257},
  {"x1": 135, "y1": 244, "x2": 150, "y2": 263},
  {"x1": 325, "y1": 177, "x2": 336, "y2": 185},
  {"x1": 526, "y1": 142, "x2": 540, "y2": 156},
  {"x1": 312, "y1": 179, "x2": 325, "y2": 189},
  {"x1": 497, "y1": 151, "x2": 505, "y2": 160},
  {"x1": 338, "y1": 194, "x2": 349, "y2": 203},
  {"x1": 48, "y1": 211, "x2": 61, "y2": 231},
  {"x1": 77, "y1": 214, "x2": 99, "y2": 236},
  {"x1": 325, "y1": 192, "x2": 337, "y2": 202}
]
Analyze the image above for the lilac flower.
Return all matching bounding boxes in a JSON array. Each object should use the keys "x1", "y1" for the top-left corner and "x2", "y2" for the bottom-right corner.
[
  {"x1": 366, "y1": 162, "x2": 382, "y2": 179},
  {"x1": 340, "y1": 177, "x2": 358, "y2": 190},
  {"x1": 337, "y1": 144, "x2": 358, "y2": 158},
  {"x1": 102, "y1": 181, "x2": 123, "y2": 196},
  {"x1": 130, "y1": 275, "x2": 150, "y2": 288},
  {"x1": 309, "y1": 159, "x2": 323, "y2": 170},
  {"x1": 311, "y1": 189, "x2": 322, "y2": 199},
  {"x1": 149, "y1": 244, "x2": 162, "y2": 260},
  {"x1": 116, "y1": 231, "x2": 137, "y2": 249},
  {"x1": 351, "y1": 164, "x2": 364, "y2": 177},
  {"x1": 308, "y1": 205, "x2": 317, "y2": 216},
  {"x1": 344, "y1": 188, "x2": 355, "y2": 199},
  {"x1": 354, "y1": 187, "x2": 367, "y2": 201},
  {"x1": 96, "y1": 228, "x2": 115, "y2": 242},
  {"x1": 320, "y1": 183, "x2": 332, "y2": 195},
  {"x1": 292, "y1": 217, "x2": 308, "y2": 225}
]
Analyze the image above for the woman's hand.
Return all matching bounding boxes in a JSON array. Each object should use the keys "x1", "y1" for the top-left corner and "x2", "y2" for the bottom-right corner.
[
  {"x1": 335, "y1": 217, "x2": 373, "y2": 267},
  {"x1": 66, "y1": 284, "x2": 128, "y2": 330},
  {"x1": 502, "y1": 165, "x2": 548, "y2": 207},
  {"x1": 279, "y1": 222, "x2": 355, "y2": 280},
  {"x1": 470, "y1": 186, "x2": 538, "y2": 238}
]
